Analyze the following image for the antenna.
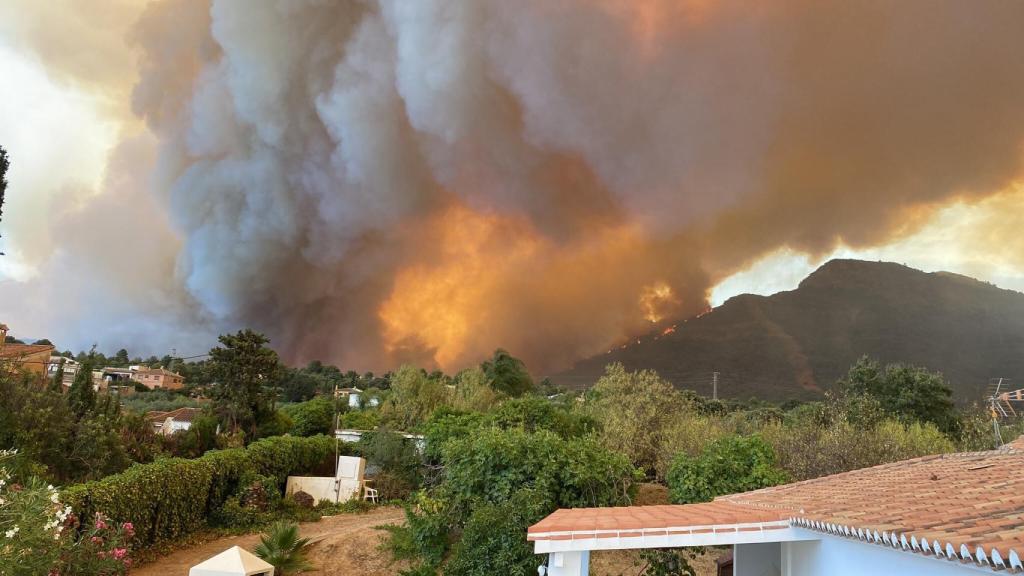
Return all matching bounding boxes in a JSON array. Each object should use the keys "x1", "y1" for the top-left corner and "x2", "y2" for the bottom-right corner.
[{"x1": 985, "y1": 378, "x2": 1024, "y2": 447}]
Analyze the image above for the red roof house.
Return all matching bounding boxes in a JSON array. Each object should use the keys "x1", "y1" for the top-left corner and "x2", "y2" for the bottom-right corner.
[{"x1": 530, "y1": 437, "x2": 1024, "y2": 575}]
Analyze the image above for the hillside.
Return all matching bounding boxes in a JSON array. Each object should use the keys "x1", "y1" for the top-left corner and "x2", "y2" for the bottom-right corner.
[{"x1": 551, "y1": 260, "x2": 1024, "y2": 401}]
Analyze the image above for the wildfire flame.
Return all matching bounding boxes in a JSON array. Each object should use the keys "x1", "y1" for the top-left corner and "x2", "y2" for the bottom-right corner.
[{"x1": 639, "y1": 281, "x2": 680, "y2": 323}]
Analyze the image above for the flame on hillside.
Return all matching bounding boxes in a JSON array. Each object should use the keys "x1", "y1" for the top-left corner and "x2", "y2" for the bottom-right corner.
[{"x1": 639, "y1": 281, "x2": 680, "y2": 323}]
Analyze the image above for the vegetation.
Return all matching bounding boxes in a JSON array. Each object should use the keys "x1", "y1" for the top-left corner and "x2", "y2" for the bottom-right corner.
[
  {"x1": 667, "y1": 435, "x2": 788, "y2": 504},
  {"x1": 62, "y1": 435, "x2": 338, "y2": 548},
  {"x1": 254, "y1": 521, "x2": 314, "y2": 575},
  {"x1": 3, "y1": 319, "x2": 1019, "y2": 576},
  {"x1": 209, "y1": 330, "x2": 285, "y2": 439}
]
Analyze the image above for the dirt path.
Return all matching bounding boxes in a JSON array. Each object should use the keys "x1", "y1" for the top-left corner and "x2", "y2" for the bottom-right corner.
[{"x1": 132, "y1": 507, "x2": 408, "y2": 576}]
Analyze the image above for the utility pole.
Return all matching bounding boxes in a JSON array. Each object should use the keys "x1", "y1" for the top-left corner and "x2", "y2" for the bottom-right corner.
[{"x1": 712, "y1": 371, "x2": 720, "y2": 401}]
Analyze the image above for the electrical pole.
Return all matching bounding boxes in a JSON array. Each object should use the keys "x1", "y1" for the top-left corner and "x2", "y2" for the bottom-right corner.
[{"x1": 712, "y1": 371, "x2": 720, "y2": 401}]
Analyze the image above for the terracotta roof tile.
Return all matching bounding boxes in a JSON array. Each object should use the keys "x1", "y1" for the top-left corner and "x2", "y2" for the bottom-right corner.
[
  {"x1": 529, "y1": 442, "x2": 1024, "y2": 571},
  {"x1": 0, "y1": 343, "x2": 55, "y2": 359}
]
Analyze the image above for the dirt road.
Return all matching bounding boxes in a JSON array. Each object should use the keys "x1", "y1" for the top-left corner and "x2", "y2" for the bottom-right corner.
[{"x1": 131, "y1": 507, "x2": 409, "y2": 576}]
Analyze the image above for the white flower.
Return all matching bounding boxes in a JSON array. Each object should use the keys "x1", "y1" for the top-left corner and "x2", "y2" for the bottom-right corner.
[{"x1": 4, "y1": 526, "x2": 18, "y2": 538}]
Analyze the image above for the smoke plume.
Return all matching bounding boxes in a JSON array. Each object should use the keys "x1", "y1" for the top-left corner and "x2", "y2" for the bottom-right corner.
[{"x1": 4, "y1": 0, "x2": 1024, "y2": 373}]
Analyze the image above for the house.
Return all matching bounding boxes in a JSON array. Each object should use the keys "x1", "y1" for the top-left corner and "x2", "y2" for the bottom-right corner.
[
  {"x1": 335, "y1": 428, "x2": 426, "y2": 452},
  {"x1": 146, "y1": 407, "x2": 202, "y2": 435},
  {"x1": 0, "y1": 324, "x2": 55, "y2": 377},
  {"x1": 46, "y1": 355, "x2": 80, "y2": 387},
  {"x1": 132, "y1": 367, "x2": 185, "y2": 390},
  {"x1": 336, "y1": 387, "x2": 378, "y2": 408},
  {"x1": 528, "y1": 437, "x2": 1024, "y2": 575}
]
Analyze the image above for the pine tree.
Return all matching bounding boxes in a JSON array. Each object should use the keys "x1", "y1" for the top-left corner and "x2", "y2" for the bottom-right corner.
[{"x1": 68, "y1": 355, "x2": 96, "y2": 418}]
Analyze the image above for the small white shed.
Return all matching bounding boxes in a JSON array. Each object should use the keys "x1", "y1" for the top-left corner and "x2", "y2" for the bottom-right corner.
[{"x1": 188, "y1": 545, "x2": 275, "y2": 576}]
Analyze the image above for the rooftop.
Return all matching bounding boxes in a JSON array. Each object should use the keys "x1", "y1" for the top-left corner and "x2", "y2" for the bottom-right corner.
[
  {"x1": 146, "y1": 407, "x2": 202, "y2": 423},
  {"x1": 0, "y1": 343, "x2": 56, "y2": 359},
  {"x1": 529, "y1": 437, "x2": 1024, "y2": 572}
]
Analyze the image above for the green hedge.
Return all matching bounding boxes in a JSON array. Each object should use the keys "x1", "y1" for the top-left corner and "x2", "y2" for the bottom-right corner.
[{"x1": 63, "y1": 435, "x2": 339, "y2": 548}]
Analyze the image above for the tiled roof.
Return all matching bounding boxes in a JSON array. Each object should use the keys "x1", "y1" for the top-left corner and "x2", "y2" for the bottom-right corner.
[
  {"x1": 138, "y1": 368, "x2": 182, "y2": 377},
  {"x1": 529, "y1": 440, "x2": 1024, "y2": 572},
  {"x1": 0, "y1": 343, "x2": 55, "y2": 359},
  {"x1": 145, "y1": 407, "x2": 201, "y2": 423},
  {"x1": 528, "y1": 501, "x2": 787, "y2": 541}
]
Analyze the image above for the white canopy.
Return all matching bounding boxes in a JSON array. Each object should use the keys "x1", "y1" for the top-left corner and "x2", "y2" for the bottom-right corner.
[{"x1": 188, "y1": 545, "x2": 275, "y2": 576}]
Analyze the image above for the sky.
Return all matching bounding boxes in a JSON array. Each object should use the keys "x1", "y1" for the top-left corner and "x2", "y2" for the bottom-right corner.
[{"x1": 1, "y1": 1, "x2": 1023, "y2": 372}]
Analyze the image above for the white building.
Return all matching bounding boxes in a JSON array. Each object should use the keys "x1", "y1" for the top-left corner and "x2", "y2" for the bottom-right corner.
[
  {"x1": 146, "y1": 407, "x2": 202, "y2": 435},
  {"x1": 529, "y1": 437, "x2": 1024, "y2": 575}
]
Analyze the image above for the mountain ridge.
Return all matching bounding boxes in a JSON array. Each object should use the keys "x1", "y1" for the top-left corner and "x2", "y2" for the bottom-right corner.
[{"x1": 551, "y1": 259, "x2": 1024, "y2": 401}]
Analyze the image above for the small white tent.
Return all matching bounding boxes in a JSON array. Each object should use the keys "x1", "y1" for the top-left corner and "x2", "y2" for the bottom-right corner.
[{"x1": 188, "y1": 545, "x2": 275, "y2": 576}]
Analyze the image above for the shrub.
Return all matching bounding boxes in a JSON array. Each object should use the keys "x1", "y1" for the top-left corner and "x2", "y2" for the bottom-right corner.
[
  {"x1": 667, "y1": 435, "x2": 788, "y2": 504},
  {"x1": 254, "y1": 521, "x2": 313, "y2": 576},
  {"x1": 441, "y1": 427, "x2": 637, "y2": 512},
  {"x1": 63, "y1": 435, "x2": 338, "y2": 548},
  {"x1": 487, "y1": 396, "x2": 597, "y2": 439},
  {"x1": 339, "y1": 410, "x2": 381, "y2": 430},
  {"x1": 284, "y1": 398, "x2": 337, "y2": 437},
  {"x1": 443, "y1": 489, "x2": 551, "y2": 576},
  {"x1": 761, "y1": 418, "x2": 953, "y2": 481},
  {"x1": 357, "y1": 430, "x2": 423, "y2": 490},
  {"x1": 421, "y1": 410, "x2": 486, "y2": 462},
  {"x1": 256, "y1": 410, "x2": 295, "y2": 439}
]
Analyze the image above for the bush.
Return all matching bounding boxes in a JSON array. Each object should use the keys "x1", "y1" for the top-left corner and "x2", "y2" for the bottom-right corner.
[
  {"x1": 357, "y1": 430, "x2": 424, "y2": 490},
  {"x1": 487, "y1": 396, "x2": 596, "y2": 439},
  {"x1": 284, "y1": 398, "x2": 337, "y2": 437},
  {"x1": 421, "y1": 410, "x2": 487, "y2": 462},
  {"x1": 63, "y1": 435, "x2": 339, "y2": 548},
  {"x1": 444, "y1": 489, "x2": 551, "y2": 576},
  {"x1": 761, "y1": 418, "x2": 953, "y2": 481},
  {"x1": 254, "y1": 521, "x2": 313, "y2": 576},
  {"x1": 339, "y1": 410, "x2": 381, "y2": 430},
  {"x1": 667, "y1": 435, "x2": 788, "y2": 504},
  {"x1": 441, "y1": 427, "x2": 637, "y2": 512}
]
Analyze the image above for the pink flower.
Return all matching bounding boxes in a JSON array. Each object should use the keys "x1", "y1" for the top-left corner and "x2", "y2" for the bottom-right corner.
[
  {"x1": 94, "y1": 518, "x2": 107, "y2": 530},
  {"x1": 122, "y1": 522, "x2": 134, "y2": 537},
  {"x1": 113, "y1": 548, "x2": 127, "y2": 560},
  {"x1": 90, "y1": 536, "x2": 103, "y2": 544},
  {"x1": 123, "y1": 558, "x2": 132, "y2": 568}
]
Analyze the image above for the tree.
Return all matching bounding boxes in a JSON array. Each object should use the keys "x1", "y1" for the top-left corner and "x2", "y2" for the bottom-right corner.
[
  {"x1": 113, "y1": 348, "x2": 130, "y2": 367},
  {"x1": 380, "y1": 365, "x2": 450, "y2": 430},
  {"x1": 31, "y1": 339, "x2": 53, "y2": 346},
  {"x1": 67, "y1": 355, "x2": 96, "y2": 419},
  {"x1": 276, "y1": 368, "x2": 319, "y2": 403},
  {"x1": 480, "y1": 349, "x2": 534, "y2": 397},
  {"x1": 585, "y1": 363, "x2": 692, "y2": 479},
  {"x1": 837, "y1": 357, "x2": 958, "y2": 435},
  {"x1": 282, "y1": 397, "x2": 336, "y2": 437},
  {"x1": 667, "y1": 435, "x2": 788, "y2": 504},
  {"x1": 450, "y1": 367, "x2": 502, "y2": 412},
  {"x1": 208, "y1": 330, "x2": 284, "y2": 439}
]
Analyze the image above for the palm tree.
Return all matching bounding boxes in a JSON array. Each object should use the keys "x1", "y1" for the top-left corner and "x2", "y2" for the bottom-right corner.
[{"x1": 253, "y1": 521, "x2": 313, "y2": 575}]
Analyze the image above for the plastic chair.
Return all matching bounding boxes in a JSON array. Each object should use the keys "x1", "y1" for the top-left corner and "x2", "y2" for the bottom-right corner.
[{"x1": 363, "y1": 482, "x2": 378, "y2": 504}]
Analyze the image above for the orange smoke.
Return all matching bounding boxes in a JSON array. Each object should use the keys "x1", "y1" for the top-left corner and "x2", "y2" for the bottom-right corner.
[{"x1": 379, "y1": 200, "x2": 695, "y2": 371}]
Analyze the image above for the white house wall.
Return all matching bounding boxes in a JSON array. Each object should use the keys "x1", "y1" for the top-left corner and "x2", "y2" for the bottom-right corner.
[
  {"x1": 735, "y1": 542, "x2": 781, "y2": 576},
  {"x1": 782, "y1": 533, "x2": 995, "y2": 576}
]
